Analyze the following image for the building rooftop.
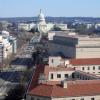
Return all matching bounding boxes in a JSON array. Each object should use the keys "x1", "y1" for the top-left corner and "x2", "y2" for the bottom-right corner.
[
  {"x1": 28, "y1": 63, "x2": 100, "y2": 97},
  {"x1": 28, "y1": 80, "x2": 100, "y2": 97},
  {"x1": 69, "y1": 58, "x2": 100, "y2": 65},
  {"x1": 53, "y1": 32, "x2": 100, "y2": 40}
]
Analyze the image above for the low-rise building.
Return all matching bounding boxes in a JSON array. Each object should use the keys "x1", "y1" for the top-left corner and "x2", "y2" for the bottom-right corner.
[
  {"x1": 55, "y1": 23, "x2": 68, "y2": 31},
  {"x1": 86, "y1": 23, "x2": 94, "y2": 29},
  {"x1": 27, "y1": 56, "x2": 100, "y2": 100},
  {"x1": 95, "y1": 23, "x2": 100, "y2": 31},
  {"x1": 17, "y1": 23, "x2": 35, "y2": 31}
]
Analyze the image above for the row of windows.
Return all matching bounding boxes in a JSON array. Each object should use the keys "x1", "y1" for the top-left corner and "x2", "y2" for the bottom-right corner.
[
  {"x1": 51, "y1": 73, "x2": 68, "y2": 79},
  {"x1": 31, "y1": 97, "x2": 95, "y2": 100},
  {"x1": 82, "y1": 66, "x2": 100, "y2": 70},
  {"x1": 71, "y1": 98, "x2": 94, "y2": 100},
  {"x1": 76, "y1": 74, "x2": 91, "y2": 80}
]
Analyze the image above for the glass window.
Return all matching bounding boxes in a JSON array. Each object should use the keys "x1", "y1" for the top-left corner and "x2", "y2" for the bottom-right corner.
[
  {"x1": 87, "y1": 67, "x2": 90, "y2": 70},
  {"x1": 57, "y1": 74, "x2": 61, "y2": 78},
  {"x1": 91, "y1": 98, "x2": 95, "y2": 100},
  {"x1": 82, "y1": 67, "x2": 84, "y2": 70},
  {"x1": 93, "y1": 66, "x2": 95, "y2": 70},
  {"x1": 98, "y1": 66, "x2": 100, "y2": 70},
  {"x1": 31, "y1": 97, "x2": 34, "y2": 100},
  {"x1": 51, "y1": 59, "x2": 54, "y2": 63},
  {"x1": 77, "y1": 74, "x2": 79, "y2": 78},
  {"x1": 51, "y1": 73, "x2": 53, "y2": 79},
  {"x1": 65, "y1": 74, "x2": 68, "y2": 78}
]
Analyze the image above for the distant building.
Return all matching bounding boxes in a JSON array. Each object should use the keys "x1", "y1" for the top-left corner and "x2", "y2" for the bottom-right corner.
[
  {"x1": 48, "y1": 32, "x2": 100, "y2": 58},
  {"x1": 36, "y1": 9, "x2": 47, "y2": 33},
  {"x1": 95, "y1": 23, "x2": 100, "y2": 31},
  {"x1": 48, "y1": 31, "x2": 77, "y2": 40},
  {"x1": 17, "y1": 10, "x2": 54, "y2": 33},
  {"x1": 55, "y1": 23, "x2": 68, "y2": 31},
  {"x1": 17, "y1": 10, "x2": 69, "y2": 34},
  {"x1": 35, "y1": 9, "x2": 54, "y2": 34},
  {"x1": 17, "y1": 23, "x2": 35, "y2": 31},
  {"x1": 9, "y1": 36, "x2": 17, "y2": 53},
  {"x1": 0, "y1": 21, "x2": 10, "y2": 30},
  {"x1": 86, "y1": 23, "x2": 94, "y2": 29},
  {"x1": 0, "y1": 31, "x2": 17, "y2": 65},
  {"x1": 0, "y1": 45, "x2": 3, "y2": 63},
  {"x1": 48, "y1": 56, "x2": 100, "y2": 76}
]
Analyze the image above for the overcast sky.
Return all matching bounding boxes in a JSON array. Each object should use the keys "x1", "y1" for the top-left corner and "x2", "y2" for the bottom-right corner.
[{"x1": 0, "y1": 0, "x2": 100, "y2": 17}]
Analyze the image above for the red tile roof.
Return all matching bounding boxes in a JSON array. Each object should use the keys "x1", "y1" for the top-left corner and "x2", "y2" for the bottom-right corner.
[
  {"x1": 27, "y1": 62, "x2": 100, "y2": 98},
  {"x1": 28, "y1": 64, "x2": 74, "y2": 92},
  {"x1": 28, "y1": 80, "x2": 100, "y2": 97},
  {"x1": 70, "y1": 58, "x2": 100, "y2": 65}
]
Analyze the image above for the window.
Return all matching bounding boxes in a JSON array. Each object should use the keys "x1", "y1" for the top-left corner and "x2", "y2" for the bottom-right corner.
[
  {"x1": 31, "y1": 97, "x2": 34, "y2": 100},
  {"x1": 98, "y1": 66, "x2": 100, "y2": 70},
  {"x1": 51, "y1": 73, "x2": 53, "y2": 79},
  {"x1": 77, "y1": 74, "x2": 79, "y2": 78},
  {"x1": 51, "y1": 59, "x2": 54, "y2": 63},
  {"x1": 57, "y1": 74, "x2": 61, "y2": 78},
  {"x1": 82, "y1": 67, "x2": 84, "y2": 70},
  {"x1": 82, "y1": 76, "x2": 85, "y2": 80},
  {"x1": 93, "y1": 66, "x2": 95, "y2": 70},
  {"x1": 91, "y1": 98, "x2": 95, "y2": 100},
  {"x1": 87, "y1": 67, "x2": 90, "y2": 70},
  {"x1": 65, "y1": 74, "x2": 68, "y2": 78}
]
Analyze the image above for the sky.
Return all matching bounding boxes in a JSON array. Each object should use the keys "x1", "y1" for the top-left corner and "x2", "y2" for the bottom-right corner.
[{"x1": 0, "y1": 0, "x2": 100, "y2": 17}]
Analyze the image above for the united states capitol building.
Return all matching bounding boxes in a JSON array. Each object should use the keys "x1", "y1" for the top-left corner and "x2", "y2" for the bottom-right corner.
[
  {"x1": 35, "y1": 9, "x2": 54, "y2": 33},
  {"x1": 18, "y1": 10, "x2": 68, "y2": 33}
]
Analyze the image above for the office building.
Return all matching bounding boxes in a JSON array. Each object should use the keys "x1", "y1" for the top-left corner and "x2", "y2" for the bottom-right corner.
[
  {"x1": 0, "y1": 31, "x2": 17, "y2": 64},
  {"x1": 48, "y1": 33, "x2": 100, "y2": 58}
]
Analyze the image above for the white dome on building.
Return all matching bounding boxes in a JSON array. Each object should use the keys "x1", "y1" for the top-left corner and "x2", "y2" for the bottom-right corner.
[
  {"x1": 38, "y1": 9, "x2": 45, "y2": 22},
  {"x1": 35, "y1": 9, "x2": 54, "y2": 34}
]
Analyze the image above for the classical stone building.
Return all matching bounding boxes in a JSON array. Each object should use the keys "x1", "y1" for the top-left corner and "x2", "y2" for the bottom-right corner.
[{"x1": 48, "y1": 33, "x2": 100, "y2": 58}]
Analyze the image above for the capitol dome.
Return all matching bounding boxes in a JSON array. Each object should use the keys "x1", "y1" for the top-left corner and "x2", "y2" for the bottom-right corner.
[
  {"x1": 36, "y1": 9, "x2": 47, "y2": 33},
  {"x1": 38, "y1": 9, "x2": 45, "y2": 21}
]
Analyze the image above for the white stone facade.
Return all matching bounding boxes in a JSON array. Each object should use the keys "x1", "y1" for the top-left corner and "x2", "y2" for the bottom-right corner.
[
  {"x1": 0, "y1": 31, "x2": 17, "y2": 63},
  {"x1": 18, "y1": 23, "x2": 35, "y2": 31},
  {"x1": 75, "y1": 65, "x2": 100, "y2": 76},
  {"x1": 55, "y1": 24, "x2": 68, "y2": 31},
  {"x1": 48, "y1": 71, "x2": 74, "y2": 81}
]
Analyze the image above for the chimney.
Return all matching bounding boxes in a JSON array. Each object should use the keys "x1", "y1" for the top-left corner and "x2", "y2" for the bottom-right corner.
[
  {"x1": 65, "y1": 60, "x2": 70, "y2": 66},
  {"x1": 62, "y1": 80, "x2": 68, "y2": 88}
]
